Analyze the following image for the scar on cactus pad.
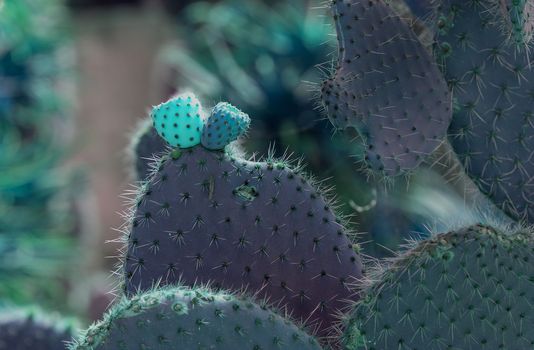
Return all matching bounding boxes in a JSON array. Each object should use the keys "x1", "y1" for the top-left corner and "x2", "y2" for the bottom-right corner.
[
  {"x1": 320, "y1": 0, "x2": 452, "y2": 177},
  {"x1": 70, "y1": 286, "x2": 322, "y2": 350},
  {"x1": 122, "y1": 94, "x2": 363, "y2": 342},
  {"x1": 152, "y1": 93, "x2": 250, "y2": 151},
  {"x1": 342, "y1": 224, "x2": 534, "y2": 349}
]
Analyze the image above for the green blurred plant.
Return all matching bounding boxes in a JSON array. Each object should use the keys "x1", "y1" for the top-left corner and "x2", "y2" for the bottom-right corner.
[{"x1": 0, "y1": 0, "x2": 76, "y2": 310}]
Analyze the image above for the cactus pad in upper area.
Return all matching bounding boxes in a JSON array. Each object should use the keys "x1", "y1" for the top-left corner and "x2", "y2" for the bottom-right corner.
[
  {"x1": 436, "y1": 0, "x2": 534, "y2": 223},
  {"x1": 320, "y1": 0, "x2": 451, "y2": 176}
]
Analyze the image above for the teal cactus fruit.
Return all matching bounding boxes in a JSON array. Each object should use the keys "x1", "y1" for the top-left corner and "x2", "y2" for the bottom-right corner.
[
  {"x1": 320, "y1": 0, "x2": 452, "y2": 177},
  {"x1": 342, "y1": 224, "x2": 534, "y2": 349},
  {"x1": 70, "y1": 286, "x2": 322, "y2": 350},
  {"x1": 499, "y1": 0, "x2": 534, "y2": 46},
  {"x1": 0, "y1": 308, "x2": 75, "y2": 350},
  {"x1": 201, "y1": 102, "x2": 250, "y2": 150},
  {"x1": 122, "y1": 99, "x2": 363, "y2": 342},
  {"x1": 436, "y1": 0, "x2": 534, "y2": 223},
  {"x1": 151, "y1": 93, "x2": 205, "y2": 148}
]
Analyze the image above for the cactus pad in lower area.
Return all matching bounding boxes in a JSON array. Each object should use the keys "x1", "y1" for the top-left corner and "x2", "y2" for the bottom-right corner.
[
  {"x1": 320, "y1": 0, "x2": 451, "y2": 176},
  {"x1": 342, "y1": 224, "x2": 534, "y2": 349},
  {"x1": 0, "y1": 309, "x2": 74, "y2": 350},
  {"x1": 70, "y1": 286, "x2": 322, "y2": 350}
]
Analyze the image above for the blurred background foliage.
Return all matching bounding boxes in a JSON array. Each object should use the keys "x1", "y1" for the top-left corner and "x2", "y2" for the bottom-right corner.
[
  {"x1": 0, "y1": 0, "x2": 78, "y2": 310},
  {"x1": 0, "y1": 0, "x2": 474, "y2": 323}
]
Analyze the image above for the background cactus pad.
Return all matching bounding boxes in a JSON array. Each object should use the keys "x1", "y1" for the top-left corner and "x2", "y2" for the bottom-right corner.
[{"x1": 342, "y1": 224, "x2": 534, "y2": 349}]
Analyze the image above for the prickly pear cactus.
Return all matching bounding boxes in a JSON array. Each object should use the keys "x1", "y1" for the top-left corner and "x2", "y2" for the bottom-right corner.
[
  {"x1": 70, "y1": 286, "x2": 322, "y2": 350},
  {"x1": 320, "y1": 0, "x2": 451, "y2": 176},
  {"x1": 499, "y1": 0, "x2": 534, "y2": 46},
  {"x1": 436, "y1": 0, "x2": 534, "y2": 223},
  {"x1": 130, "y1": 118, "x2": 168, "y2": 181},
  {"x1": 404, "y1": 0, "x2": 435, "y2": 18},
  {"x1": 342, "y1": 224, "x2": 534, "y2": 349},
  {"x1": 201, "y1": 102, "x2": 250, "y2": 150},
  {"x1": 151, "y1": 93, "x2": 205, "y2": 148},
  {"x1": 122, "y1": 95, "x2": 363, "y2": 340},
  {"x1": 0, "y1": 308, "x2": 74, "y2": 350}
]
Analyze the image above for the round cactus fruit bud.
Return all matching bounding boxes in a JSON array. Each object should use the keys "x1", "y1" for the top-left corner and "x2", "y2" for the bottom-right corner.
[
  {"x1": 201, "y1": 102, "x2": 251, "y2": 150},
  {"x1": 151, "y1": 93, "x2": 205, "y2": 148},
  {"x1": 69, "y1": 286, "x2": 323, "y2": 350}
]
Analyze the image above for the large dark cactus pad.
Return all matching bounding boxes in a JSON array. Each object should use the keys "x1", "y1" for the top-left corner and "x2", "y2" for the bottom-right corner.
[
  {"x1": 0, "y1": 310, "x2": 73, "y2": 350},
  {"x1": 342, "y1": 224, "x2": 534, "y2": 349},
  {"x1": 123, "y1": 145, "x2": 363, "y2": 338},
  {"x1": 321, "y1": 0, "x2": 451, "y2": 176},
  {"x1": 70, "y1": 286, "x2": 322, "y2": 350},
  {"x1": 437, "y1": 0, "x2": 534, "y2": 223}
]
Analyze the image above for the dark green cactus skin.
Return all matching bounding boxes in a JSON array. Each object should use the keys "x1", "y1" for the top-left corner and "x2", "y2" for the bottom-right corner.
[
  {"x1": 70, "y1": 286, "x2": 322, "y2": 350},
  {"x1": 342, "y1": 224, "x2": 534, "y2": 349},
  {"x1": 499, "y1": 0, "x2": 534, "y2": 46},
  {"x1": 404, "y1": 0, "x2": 435, "y2": 18},
  {"x1": 123, "y1": 145, "x2": 363, "y2": 340},
  {"x1": 0, "y1": 310, "x2": 73, "y2": 350},
  {"x1": 320, "y1": 0, "x2": 451, "y2": 176},
  {"x1": 436, "y1": 0, "x2": 534, "y2": 223}
]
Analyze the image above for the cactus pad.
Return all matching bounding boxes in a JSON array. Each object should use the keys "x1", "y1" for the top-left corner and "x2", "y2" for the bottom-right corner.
[
  {"x1": 320, "y1": 0, "x2": 451, "y2": 176},
  {"x1": 151, "y1": 93, "x2": 205, "y2": 148},
  {"x1": 342, "y1": 224, "x2": 534, "y2": 349},
  {"x1": 0, "y1": 309, "x2": 74, "y2": 350},
  {"x1": 70, "y1": 286, "x2": 322, "y2": 350},
  {"x1": 436, "y1": 0, "x2": 534, "y2": 223},
  {"x1": 131, "y1": 118, "x2": 168, "y2": 181},
  {"x1": 404, "y1": 0, "x2": 435, "y2": 19},
  {"x1": 122, "y1": 142, "x2": 363, "y2": 339},
  {"x1": 201, "y1": 102, "x2": 251, "y2": 150},
  {"x1": 499, "y1": 0, "x2": 534, "y2": 46}
]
